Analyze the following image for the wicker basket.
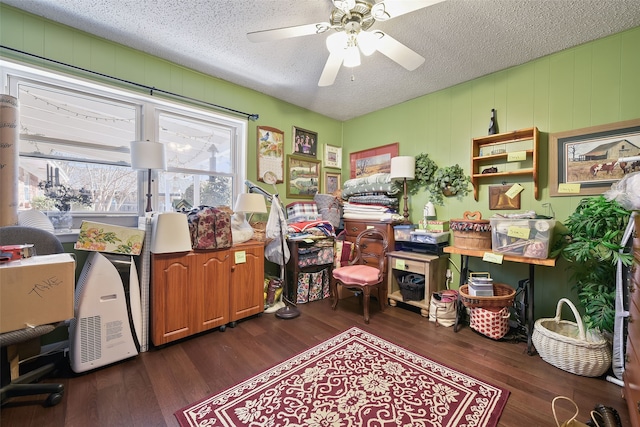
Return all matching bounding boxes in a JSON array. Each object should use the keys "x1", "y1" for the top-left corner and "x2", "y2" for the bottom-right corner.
[
  {"x1": 399, "y1": 274, "x2": 426, "y2": 301},
  {"x1": 458, "y1": 283, "x2": 515, "y2": 308},
  {"x1": 250, "y1": 221, "x2": 269, "y2": 243},
  {"x1": 450, "y1": 211, "x2": 492, "y2": 250},
  {"x1": 532, "y1": 298, "x2": 611, "y2": 377}
]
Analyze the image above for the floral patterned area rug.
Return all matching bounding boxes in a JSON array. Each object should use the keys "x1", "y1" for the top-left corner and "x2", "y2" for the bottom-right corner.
[{"x1": 175, "y1": 327, "x2": 509, "y2": 427}]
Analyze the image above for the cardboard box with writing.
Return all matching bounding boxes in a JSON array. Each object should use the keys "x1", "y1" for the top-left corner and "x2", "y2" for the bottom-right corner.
[{"x1": 0, "y1": 253, "x2": 75, "y2": 333}]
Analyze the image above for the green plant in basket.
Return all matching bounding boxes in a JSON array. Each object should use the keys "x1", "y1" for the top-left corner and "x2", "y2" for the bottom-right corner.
[
  {"x1": 426, "y1": 164, "x2": 471, "y2": 205},
  {"x1": 556, "y1": 195, "x2": 632, "y2": 333}
]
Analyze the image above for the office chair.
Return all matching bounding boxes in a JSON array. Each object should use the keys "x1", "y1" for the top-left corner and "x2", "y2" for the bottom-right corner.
[{"x1": 0, "y1": 225, "x2": 65, "y2": 407}]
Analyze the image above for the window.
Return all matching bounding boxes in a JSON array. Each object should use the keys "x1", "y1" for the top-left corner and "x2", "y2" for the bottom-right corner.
[{"x1": 2, "y1": 60, "x2": 247, "y2": 224}]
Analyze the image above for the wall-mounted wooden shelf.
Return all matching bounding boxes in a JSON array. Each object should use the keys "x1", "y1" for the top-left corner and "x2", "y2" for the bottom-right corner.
[{"x1": 470, "y1": 127, "x2": 539, "y2": 200}]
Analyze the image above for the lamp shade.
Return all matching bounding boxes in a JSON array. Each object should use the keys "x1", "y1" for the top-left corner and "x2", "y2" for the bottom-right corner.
[
  {"x1": 130, "y1": 140, "x2": 167, "y2": 170},
  {"x1": 150, "y1": 212, "x2": 192, "y2": 253},
  {"x1": 390, "y1": 156, "x2": 415, "y2": 180},
  {"x1": 234, "y1": 193, "x2": 267, "y2": 214}
]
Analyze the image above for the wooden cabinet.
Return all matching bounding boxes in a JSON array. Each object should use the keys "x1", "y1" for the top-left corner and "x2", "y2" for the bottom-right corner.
[
  {"x1": 151, "y1": 241, "x2": 264, "y2": 346},
  {"x1": 387, "y1": 251, "x2": 449, "y2": 317},
  {"x1": 471, "y1": 127, "x2": 539, "y2": 200},
  {"x1": 624, "y1": 214, "x2": 640, "y2": 427},
  {"x1": 229, "y1": 243, "x2": 265, "y2": 322}
]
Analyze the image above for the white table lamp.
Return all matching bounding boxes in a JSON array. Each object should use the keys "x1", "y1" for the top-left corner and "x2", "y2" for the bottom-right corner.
[
  {"x1": 390, "y1": 156, "x2": 415, "y2": 223},
  {"x1": 150, "y1": 212, "x2": 192, "y2": 253},
  {"x1": 130, "y1": 141, "x2": 167, "y2": 212}
]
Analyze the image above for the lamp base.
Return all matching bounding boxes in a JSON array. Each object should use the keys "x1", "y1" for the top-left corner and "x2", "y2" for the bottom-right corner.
[
  {"x1": 264, "y1": 300, "x2": 286, "y2": 314},
  {"x1": 275, "y1": 305, "x2": 300, "y2": 319}
]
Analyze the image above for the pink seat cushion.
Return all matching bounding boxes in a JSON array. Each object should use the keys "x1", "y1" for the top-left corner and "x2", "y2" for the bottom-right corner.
[{"x1": 333, "y1": 264, "x2": 381, "y2": 286}]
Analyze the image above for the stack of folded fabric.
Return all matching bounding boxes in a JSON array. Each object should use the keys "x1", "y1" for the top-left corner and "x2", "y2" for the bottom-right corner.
[
  {"x1": 342, "y1": 202, "x2": 397, "y2": 221},
  {"x1": 340, "y1": 173, "x2": 402, "y2": 221},
  {"x1": 287, "y1": 220, "x2": 336, "y2": 240}
]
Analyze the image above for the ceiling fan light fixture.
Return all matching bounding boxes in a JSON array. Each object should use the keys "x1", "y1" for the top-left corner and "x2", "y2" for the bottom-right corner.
[
  {"x1": 326, "y1": 32, "x2": 347, "y2": 53},
  {"x1": 371, "y1": 3, "x2": 390, "y2": 21},
  {"x1": 332, "y1": 0, "x2": 356, "y2": 12},
  {"x1": 343, "y1": 46, "x2": 361, "y2": 68},
  {"x1": 357, "y1": 30, "x2": 378, "y2": 56}
]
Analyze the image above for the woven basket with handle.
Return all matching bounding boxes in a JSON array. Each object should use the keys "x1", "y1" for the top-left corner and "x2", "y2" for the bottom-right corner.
[{"x1": 532, "y1": 298, "x2": 611, "y2": 377}]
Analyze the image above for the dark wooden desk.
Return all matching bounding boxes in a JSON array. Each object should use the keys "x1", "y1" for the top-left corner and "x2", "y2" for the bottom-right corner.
[{"x1": 444, "y1": 246, "x2": 556, "y2": 354}]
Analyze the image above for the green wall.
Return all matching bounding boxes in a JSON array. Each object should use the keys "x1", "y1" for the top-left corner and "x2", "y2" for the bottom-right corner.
[
  {"x1": 2, "y1": 4, "x2": 639, "y2": 317},
  {"x1": 0, "y1": 4, "x2": 343, "y2": 207},
  {"x1": 343, "y1": 26, "x2": 640, "y2": 316}
]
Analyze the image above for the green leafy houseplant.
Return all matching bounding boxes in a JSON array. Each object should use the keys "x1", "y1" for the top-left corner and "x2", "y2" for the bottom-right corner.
[
  {"x1": 557, "y1": 195, "x2": 632, "y2": 333},
  {"x1": 426, "y1": 164, "x2": 471, "y2": 205},
  {"x1": 407, "y1": 153, "x2": 438, "y2": 196}
]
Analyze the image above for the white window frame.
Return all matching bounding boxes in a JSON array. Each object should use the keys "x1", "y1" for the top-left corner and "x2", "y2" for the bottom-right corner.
[{"x1": 1, "y1": 58, "x2": 247, "y2": 227}]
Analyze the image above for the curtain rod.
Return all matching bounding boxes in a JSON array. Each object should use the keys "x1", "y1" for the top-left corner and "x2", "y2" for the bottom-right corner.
[{"x1": 0, "y1": 45, "x2": 260, "y2": 121}]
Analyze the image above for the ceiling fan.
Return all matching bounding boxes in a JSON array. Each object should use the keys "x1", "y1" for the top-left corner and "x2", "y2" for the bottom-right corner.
[{"x1": 247, "y1": 0, "x2": 446, "y2": 86}]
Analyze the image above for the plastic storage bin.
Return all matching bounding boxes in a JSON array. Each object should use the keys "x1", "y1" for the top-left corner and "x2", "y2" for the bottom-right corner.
[
  {"x1": 490, "y1": 218, "x2": 555, "y2": 259},
  {"x1": 394, "y1": 225, "x2": 416, "y2": 242},
  {"x1": 410, "y1": 231, "x2": 449, "y2": 244}
]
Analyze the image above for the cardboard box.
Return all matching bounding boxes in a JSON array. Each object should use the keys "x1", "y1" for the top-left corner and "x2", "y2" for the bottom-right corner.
[
  {"x1": 425, "y1": 220, "x2": 449, "y2": 232},
  {"x1": 0, "y1": 253, "x2": 75, "y2": 333},
  {"x1": 74, "y1": 221, "x2": 145, "y2": 255}
]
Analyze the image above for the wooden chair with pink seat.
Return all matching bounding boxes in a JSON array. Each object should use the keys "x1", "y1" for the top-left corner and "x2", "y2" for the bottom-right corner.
[{"x1": 330, "y1": 228, "x2": 389, "y2": 323}]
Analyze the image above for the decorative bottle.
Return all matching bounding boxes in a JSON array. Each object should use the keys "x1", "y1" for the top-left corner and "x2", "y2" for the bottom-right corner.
[{"x1": 488, "y1": 109, "x2": 498, "y2": 135}]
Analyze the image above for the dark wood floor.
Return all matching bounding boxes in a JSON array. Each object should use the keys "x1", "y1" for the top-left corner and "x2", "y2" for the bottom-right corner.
[{"x1": 0, "y1": 296, "x2": 631, "y2": 426}]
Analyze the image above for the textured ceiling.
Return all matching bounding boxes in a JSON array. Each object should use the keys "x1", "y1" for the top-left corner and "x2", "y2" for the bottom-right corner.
[{"x1": 3, "y1": 0, "x2": 640, "y2": 121}]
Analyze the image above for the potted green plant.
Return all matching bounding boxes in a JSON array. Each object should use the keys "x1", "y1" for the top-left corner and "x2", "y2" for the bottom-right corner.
[
  {"x1": 426, "y1": 164, "x2": 471, "y2": 205},
  {"x1": 555, "y1": 195, "x2": 632, "y2": 334},
  {"x1": 406, "y1": 153, "x2": 438, "y2": 196}
]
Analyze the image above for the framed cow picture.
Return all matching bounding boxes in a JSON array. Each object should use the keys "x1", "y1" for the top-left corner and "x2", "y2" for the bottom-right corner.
[{"x1": 549, "y1": 118, "x2": 640, "y2": 196}]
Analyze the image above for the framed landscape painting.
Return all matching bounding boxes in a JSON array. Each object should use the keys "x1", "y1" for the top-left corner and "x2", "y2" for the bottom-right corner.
[
  {"x1": 349, "y1": 142, "x2": 399, "y2": 179},
  {"x1": 549, "y1": 118, "x2": 640, "y2": 196},
  {"x1": 286, "y1": 155, "x2": 321, "y2": 199}
]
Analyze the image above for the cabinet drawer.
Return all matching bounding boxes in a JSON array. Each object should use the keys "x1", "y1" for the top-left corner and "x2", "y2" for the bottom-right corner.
[
  {"x1": 389, "y1": 256, "x2": 424, "y2": 275},
  {"x1": 344, "y1": 221, "x2": 389, "y2": 238}
]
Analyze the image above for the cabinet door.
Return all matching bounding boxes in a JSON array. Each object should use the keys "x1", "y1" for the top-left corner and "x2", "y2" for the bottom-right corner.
[
  {"x1": 151, "y1": 253, "x2": 195, "y2": 345},
  {"x1": 196, "y1": 250, "x2": 231, "y2": 332},
  {"x1": 229, "y1": 243, "x2": 265, "y2": 322}
]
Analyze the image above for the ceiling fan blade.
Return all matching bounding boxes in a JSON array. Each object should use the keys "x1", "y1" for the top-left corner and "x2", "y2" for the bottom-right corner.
[
  {"x1": 373, "y1": 31, "x2": 425, "y2": 71},
  {"x1": 247, "y1": 22, "x2": 331, "y2": 43},
  {"x1": 318, "y1": 50, "x2": 345, "y2": 87},
  {"x1": 371, "y1": 0, "x2": 446, "y2": 20}
]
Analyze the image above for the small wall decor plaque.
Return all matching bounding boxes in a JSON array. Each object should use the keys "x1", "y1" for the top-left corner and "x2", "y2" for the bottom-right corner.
[{"x1": 489, "y1": 185, "x2": 521, "y2": 210}]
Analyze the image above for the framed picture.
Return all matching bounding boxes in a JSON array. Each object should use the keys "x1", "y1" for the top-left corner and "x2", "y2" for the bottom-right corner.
[
  {"x1": 257, "y1": 126, "x2": 284, "y2": 183},
  {"x1": 324, "y1": 144, "x2": 342, "y2": 168},
  {"x1": 349, "y1": 142, "x2": 399, "y2": 179},
  {"x1": 292, "y1": 126, "x2": 318, "y2": 157},
  {"x1": 489, "y1": 185, "x2": 521, "y2": 210},
  {"x1": 286, "y1": 155, "x2": 321, "y2": 199},
  {"x1": 549, "y1": 118, "x2": 640, "y2": 197},
  {"x1": 324, "y1": 172, "x2": 341, "y2": 194}
]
